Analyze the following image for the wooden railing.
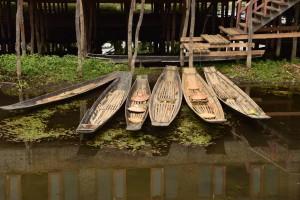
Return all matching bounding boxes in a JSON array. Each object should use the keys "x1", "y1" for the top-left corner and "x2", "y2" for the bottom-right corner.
[{"x1": 236, "y1": 0, "x2": 286, "y2": 31}]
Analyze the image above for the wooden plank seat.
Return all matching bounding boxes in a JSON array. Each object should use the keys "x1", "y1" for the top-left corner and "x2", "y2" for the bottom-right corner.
[{"x1": 201, "y1": 34, "x2": 230, "y2": 45}]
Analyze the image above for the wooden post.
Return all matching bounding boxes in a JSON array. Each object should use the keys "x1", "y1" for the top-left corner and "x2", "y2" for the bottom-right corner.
[
  {"x1": 180, "y1": 0, "x2": 191, "y2": 66},
  {"x1": 189, "y1": 0, "x2": 195, "y2": 68},
  {"x1": 276, "y1": 18, "x2": 282, "y2": 57},
  {"x1": 127, "y1": 0, "x2": 136, "y2": 70},
  {"x1": 291, "y1": 4, "x2": 300, "y2": 60},
  {"x1": 131, "y1": 0, "x2": 145, "y2": 73},
  {"x1": 246, "y1": 1, "x2": 253, "y2": 68}
]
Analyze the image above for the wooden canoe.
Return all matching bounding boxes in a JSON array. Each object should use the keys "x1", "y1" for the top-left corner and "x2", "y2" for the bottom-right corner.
[
  {"x1": 182, "y1": 68, "x2": 226, "y2": 123},
  {"x1": 203, "y1": 67, "x2": 270, "y2": 119},
  {"x1": 0, "y1": 72, "x2": 120, "y2": 111},
  {"x1": 76, "y1": 72, "x2": 132, "y2": 134},
  {"x1": 149, "y1": 66, "x2": 182, "y2": 126},
  {"x1": 125, "y1": 75, "x2": 151, "y2": 131}
]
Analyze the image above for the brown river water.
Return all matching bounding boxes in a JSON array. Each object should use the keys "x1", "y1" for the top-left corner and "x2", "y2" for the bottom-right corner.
[{"x1": 0, "y1": 82, "x2": 299, "y2": 200}]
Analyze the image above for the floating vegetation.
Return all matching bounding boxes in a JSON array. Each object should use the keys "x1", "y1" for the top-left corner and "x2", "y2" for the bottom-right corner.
[
  {"x1": 0, "y1": 102, "x2": 80, "y2": 142},
  {"x1": 87, "y1": 105, "x2": 225, "y2": 154}
]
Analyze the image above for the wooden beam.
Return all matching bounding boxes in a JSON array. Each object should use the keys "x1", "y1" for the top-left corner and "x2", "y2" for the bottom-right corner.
[
  {"x1": 183, "y1": 42, "x2": 255, "y2": 50},
  {"x1": 257, "y1": 26, "x2": 300, "y2": 33},
  {"x1": 228, "y1": 32, "x2": 300, "y2": 40},
  {"x1": 267, "y1": 112, "x2": 300, "y2": 117},
  {"x1": 205, "y1": 50, "x2": 265, "y2": 57}
]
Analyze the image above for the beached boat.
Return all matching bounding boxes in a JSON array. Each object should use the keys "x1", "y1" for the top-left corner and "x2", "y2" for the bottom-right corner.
[
  {"x1": 125, "y1": 75, "x2": 151, "y2": 131},
  {"x1": 76, "y1": 72, "x2": 132, "y2": 134},
  {"x1": 182, "y1": 68, "x2": 226, "y2": 123},
  {"x1": 149, "y1": 66, "x2": 182, "y2": 126},
  {"x1": 203, "y1": 67, "x2": 270, "y2": 119},
  {"x1": 0, "y1": 72, "x2": 120, "y2": 111}
]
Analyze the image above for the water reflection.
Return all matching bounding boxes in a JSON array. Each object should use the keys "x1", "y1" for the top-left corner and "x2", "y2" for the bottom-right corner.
[{"x1": 0, "y1": 135, "x2": 299, "y2": 200}]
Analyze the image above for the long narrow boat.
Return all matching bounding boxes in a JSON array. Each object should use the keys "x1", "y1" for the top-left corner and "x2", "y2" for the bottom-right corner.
[
  {"x1": 203, "y1": 67, "x2": 270, "y2": 119},
  {"x1": 77, "y1": 72, "x2": 132, "y2": 134},
  {"x1": 182, "y1": 68, "x2": 226, "y2": 123},
  {"x1": 149, "y1": 66, "x2": 182, "y2": 126},
  {"x1": 0, "y1": 72, "x2": 120, "y2": 111},
  {"x1": 125, "y1": 75, "x2": 151, "y2": 131}
]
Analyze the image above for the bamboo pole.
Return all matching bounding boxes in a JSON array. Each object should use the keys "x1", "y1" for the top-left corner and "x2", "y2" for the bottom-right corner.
[
  {"x1": 246, "y1": 1, "x2": 253, "y2": 68},
  {"x1": 189, "y1": 0, "x2": 195, "y2": 68},
  {"x1": 131, "y1": 0, "x2": 145, "y2": 73},
  {"x1": 180, "y1": 0, "x2": 191, "y2": 66},
  {"x1": 128, "y1": 0, "x2": 136, "y2": 70}
]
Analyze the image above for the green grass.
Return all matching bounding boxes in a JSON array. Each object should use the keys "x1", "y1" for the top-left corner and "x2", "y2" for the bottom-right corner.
[
  {"x1": 0, "y1": 54, "x2": 127, "y2": 87},
  {"x1": 212, "y1": 59, "x2": 300, "y2": 85}
]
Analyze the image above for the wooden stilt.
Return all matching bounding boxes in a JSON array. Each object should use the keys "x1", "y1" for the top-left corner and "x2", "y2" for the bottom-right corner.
[
  {"x1": 180, "y1": 0, "x2": 190, "y2": 66},
  {"x1": 276, "y1": 18, "x2": 282, "y2": 57},
  {"x1": 189, "y1": 0, "x2": 195, "y2": 68},
  {"x1": 291, "y1": 4, "x2": 300, "y2": 60},
  {"x1": 131, "y1": 0, "x2": 145, "y2": 73}
]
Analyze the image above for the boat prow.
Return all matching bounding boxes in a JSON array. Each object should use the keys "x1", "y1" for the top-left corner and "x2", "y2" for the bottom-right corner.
[
  {"x1": 203, "y1": 66, "x2": 270, "y2": 119},
  {"x1": 0, "y1": 71, "x2": 120, "y2": 111}
]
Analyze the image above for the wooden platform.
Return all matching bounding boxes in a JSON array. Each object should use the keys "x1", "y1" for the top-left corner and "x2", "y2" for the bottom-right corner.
[
  {"x1": 219, "y1": 26, "x2": 246, "y2": 36},
  {"x1": 201, "y1": 34, "x2": 230, "y2": 45}
]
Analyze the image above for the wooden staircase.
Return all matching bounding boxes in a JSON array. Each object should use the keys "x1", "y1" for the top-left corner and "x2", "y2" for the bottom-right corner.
[{"x1": 237, "y1": 0, "x2": 300, "y2": 32}]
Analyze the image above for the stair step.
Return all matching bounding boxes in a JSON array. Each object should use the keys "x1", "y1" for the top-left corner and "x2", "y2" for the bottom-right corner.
[
  {"x1": 271, "y1": 0, "x2": 289, "y2": 6},
  {"x1": 267, "y1": 6, "x2": 281, "y2": 12},
  {"x1": 252, "y1": 18, "x2": 262, "y2": 24},
  {"x1": 254, "y1": 11, "x2": 269, "y2": 18}
]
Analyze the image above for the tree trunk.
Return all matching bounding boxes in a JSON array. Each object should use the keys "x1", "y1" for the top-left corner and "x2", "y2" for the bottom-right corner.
[
  {"x1": 131, "y1": 0, "x2": 145, "y2": 73},
  {"x1": 16, "y1": 0, "x2": 22, "y2": 80},
  {"x1": 19, "y1": 0, "x2": 26, "y2": 56},
  {"x1": 127, "y1": 0, "x2": 136, "y2": 70},
  {"x1": 246, "y1": 1, "x2": 253, "y2": 68},
  {"x1": 29, "y1": 0, "x2": 35, "y2": 54},
  {"x1": 76, "y1": 0, "x2": 83, "y2": 77}
]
